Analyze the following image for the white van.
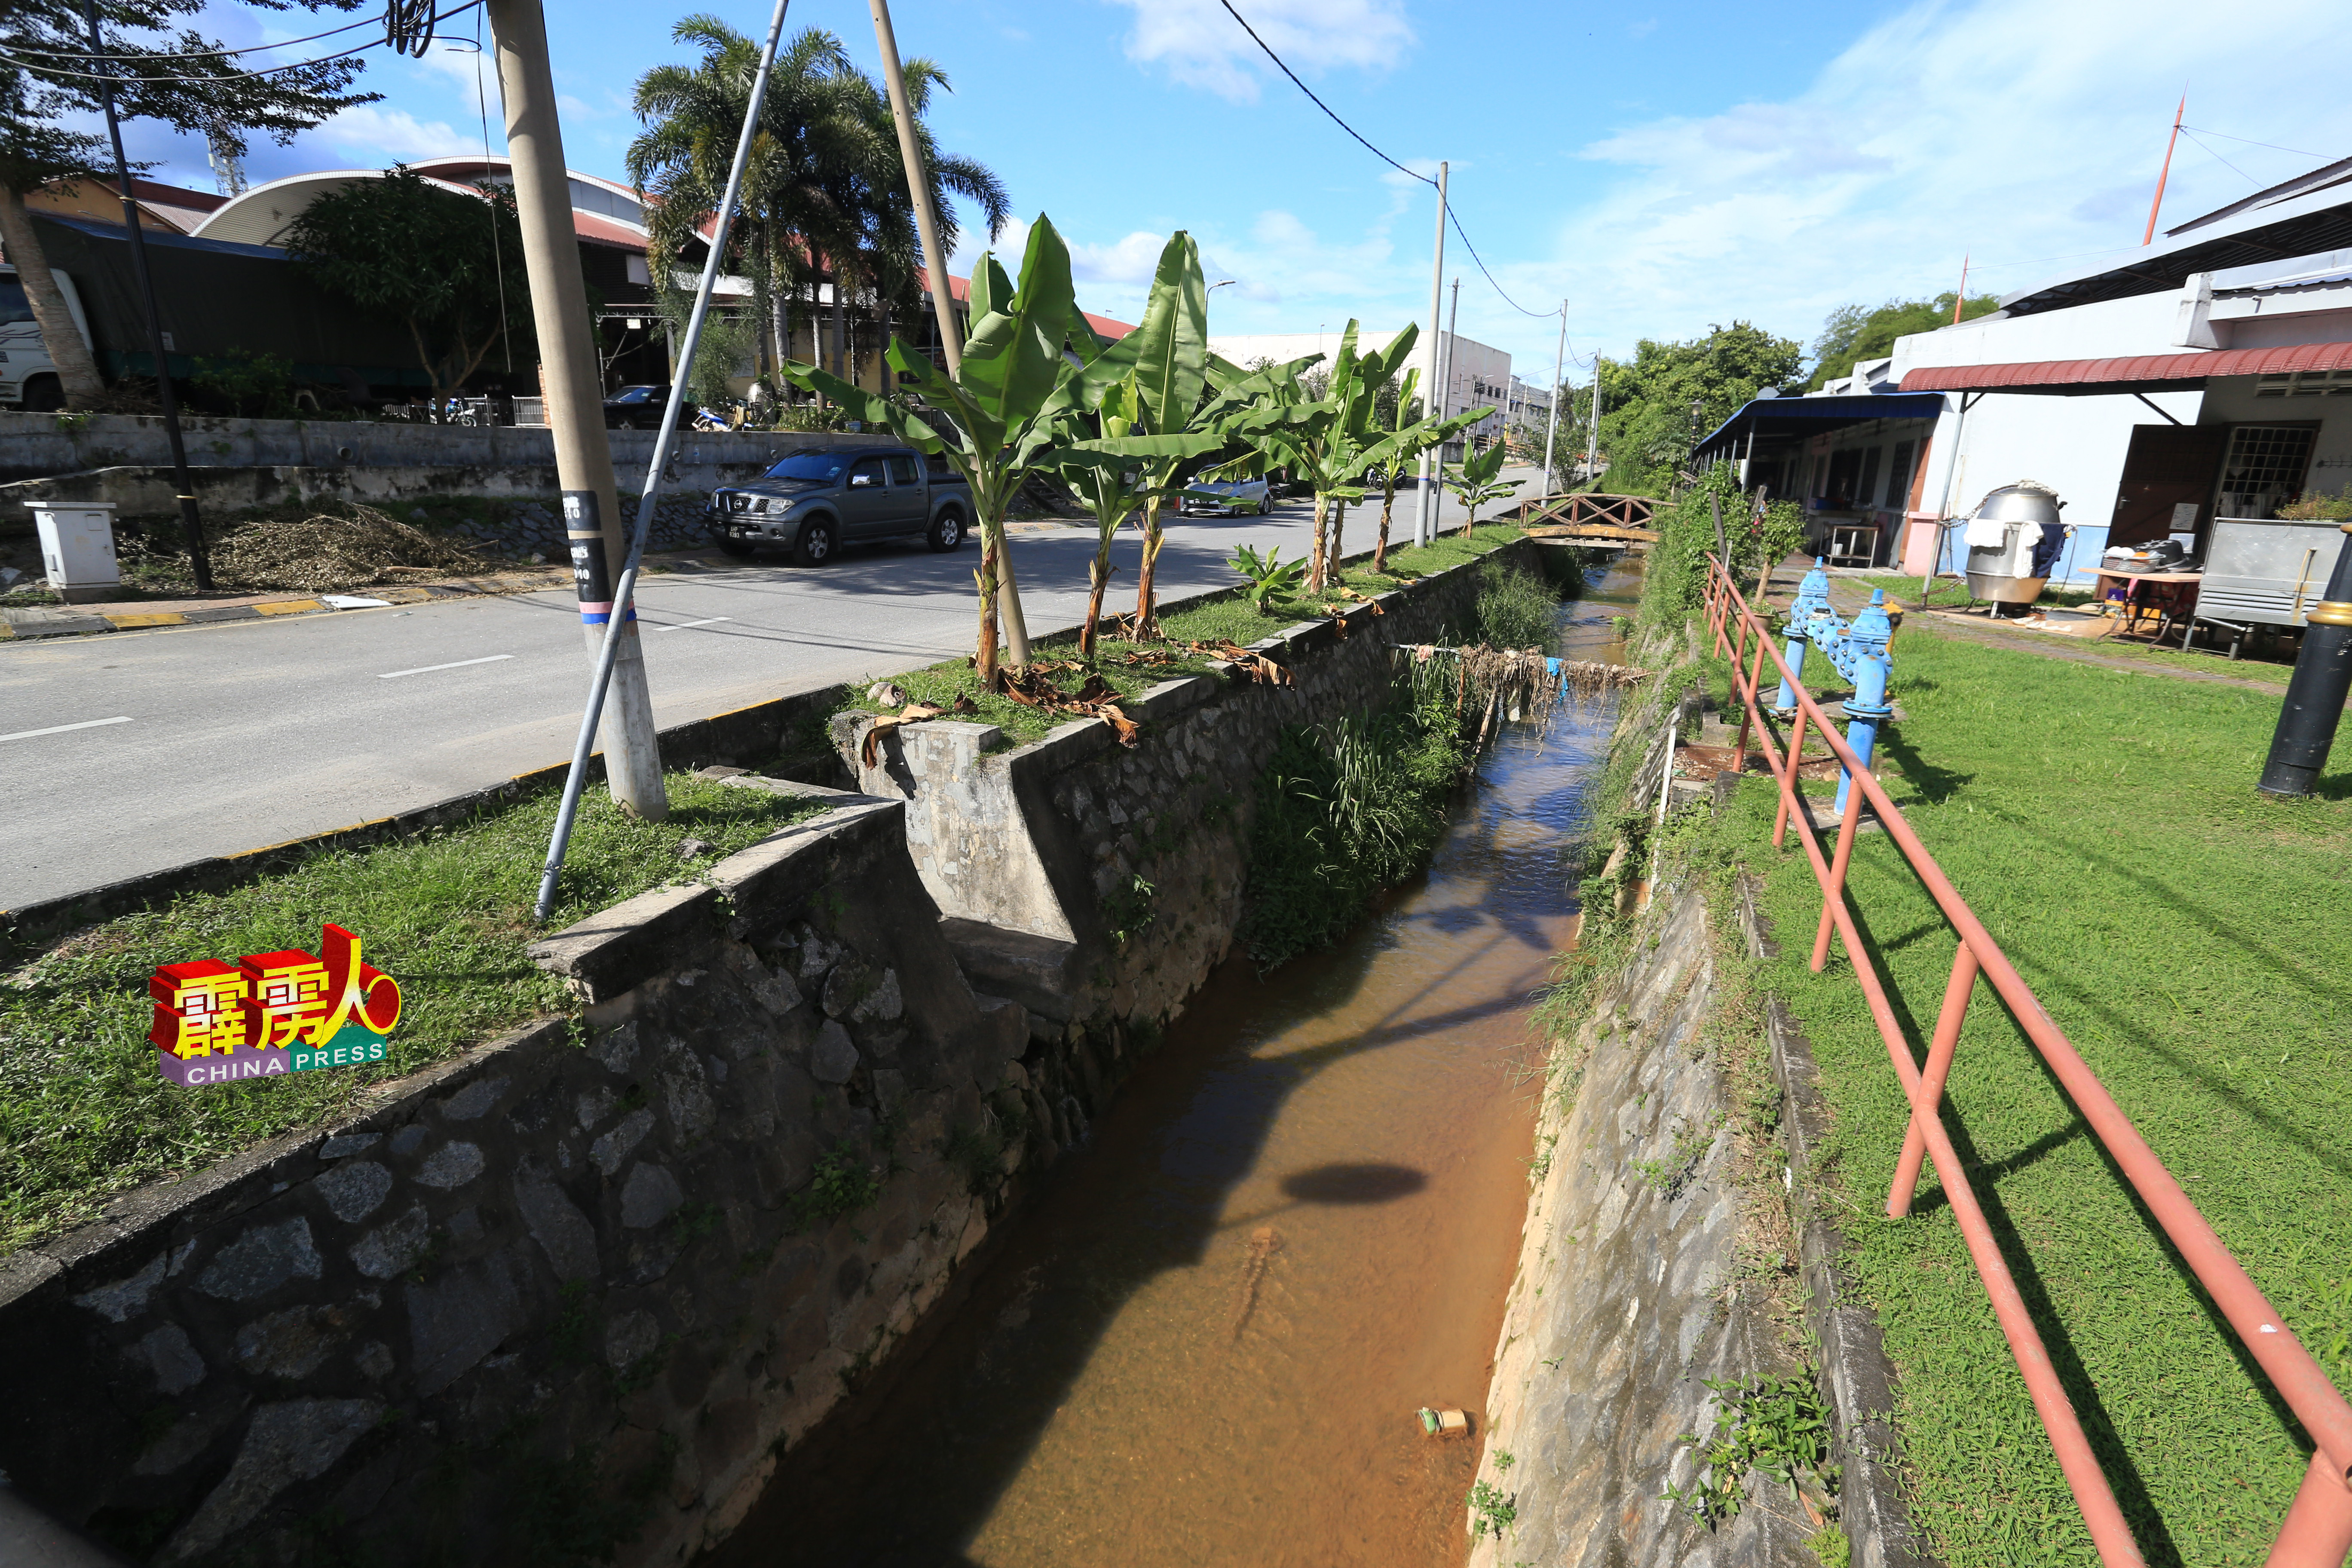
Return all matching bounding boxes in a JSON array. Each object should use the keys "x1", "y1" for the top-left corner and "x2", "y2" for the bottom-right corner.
[{"x1": 0, "y1": 264, "x2": 95, "y2": 412}]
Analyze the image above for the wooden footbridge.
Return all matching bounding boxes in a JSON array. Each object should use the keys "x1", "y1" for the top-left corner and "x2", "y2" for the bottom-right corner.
[{"x1": 1512, "y1": 493, "x2": 1659, "y2": 545}]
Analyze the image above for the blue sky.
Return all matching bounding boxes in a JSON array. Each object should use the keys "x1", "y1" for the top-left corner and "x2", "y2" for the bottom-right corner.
[{"x1": 113, "y1": 0, "x2": 2352, "y2": 383}]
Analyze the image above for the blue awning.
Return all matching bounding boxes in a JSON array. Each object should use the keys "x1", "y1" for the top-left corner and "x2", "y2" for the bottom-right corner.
[{"x1": 1694, "y1": 392, "x2": 1946, "y2": 461}]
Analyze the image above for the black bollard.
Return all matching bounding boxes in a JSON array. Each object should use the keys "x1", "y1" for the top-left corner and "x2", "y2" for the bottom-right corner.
[{"x1": 2257, "y1": 521, "x2": 2352, "y2": 797}]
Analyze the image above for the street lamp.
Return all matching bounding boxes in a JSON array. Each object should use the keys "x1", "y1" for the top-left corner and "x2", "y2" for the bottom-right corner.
[{"x1": 1209, "y1": 279, "x2": 1238, "y2": 292}]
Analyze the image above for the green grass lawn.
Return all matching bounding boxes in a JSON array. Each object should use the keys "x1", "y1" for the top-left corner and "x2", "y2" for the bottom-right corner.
[
  {"x1": 835, "y1": 522, "x2": 1524, "y2": 744},
  {"x1": 1724, "y1": 625, "x2": 2351, "y2": 1567},
  {"x1": 0, "y1": 774, "x2": 826, "y2": 1256}
]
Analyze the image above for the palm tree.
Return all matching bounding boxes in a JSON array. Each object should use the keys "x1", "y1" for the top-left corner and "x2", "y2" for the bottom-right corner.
[{"x1": 627, "y1": 18, "x2": 1007, "y2": 403}]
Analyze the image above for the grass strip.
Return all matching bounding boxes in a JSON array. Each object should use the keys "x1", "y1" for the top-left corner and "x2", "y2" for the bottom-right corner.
[
  {"x1": 1722, "y1": 626, "x2": 2351, "y2": 1566},
  {"x1": 0, "y1": 773, "x2": 827, "y2": 1256},
  {"x1": 1849, "y1": 576, "x2": 2300, "y2": 686},
  {"x1": 835, "y1": 524, "x2": 1524, "y2": 744}
]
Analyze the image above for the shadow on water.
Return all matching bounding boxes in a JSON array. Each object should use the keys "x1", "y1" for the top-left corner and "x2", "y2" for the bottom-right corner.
[{"x1": 707, "y1": 553, "x2": 1646, "y2": 1568}]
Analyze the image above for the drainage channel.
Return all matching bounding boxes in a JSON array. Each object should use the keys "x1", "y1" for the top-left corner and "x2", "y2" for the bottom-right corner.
[{"x1": 711, "y1": 554, "x2": 1645, "y2": 1568}]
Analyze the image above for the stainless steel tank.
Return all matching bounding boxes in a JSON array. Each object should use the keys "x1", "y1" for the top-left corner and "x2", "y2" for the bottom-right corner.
[{"x1": 1963, "y1": 481, "x2": 2064, "y2": 604}]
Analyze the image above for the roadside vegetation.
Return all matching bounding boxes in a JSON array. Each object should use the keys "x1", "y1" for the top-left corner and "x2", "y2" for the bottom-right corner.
[
  {"x1": 0, "y1": 774, "x2": 827, "y2": 1256},
  {"x1": 1705, "y1": 623, "x2": 2351, "y2": 1562}
]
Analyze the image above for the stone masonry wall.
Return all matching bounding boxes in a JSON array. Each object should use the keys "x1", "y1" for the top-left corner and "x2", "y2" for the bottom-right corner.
[
  {"x1": 830, "y1": 537, "x2": 1537, "y2": 1154},
  {"x1": 0, "y1": 785, "x2": 1033, "y2": 1568}
]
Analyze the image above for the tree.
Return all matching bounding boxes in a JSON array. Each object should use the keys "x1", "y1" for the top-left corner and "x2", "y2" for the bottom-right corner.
[
  {"x1": 1805, "y1": 291, "x2": 2001, "y2": 391},
  {"x1": 627, "y1": 17, "x2": 1006, "y2": 402},
  {"x1": 1049, "y1": 374, "x2": 1218, "y2": 657},
  {"x1": 778, "y1": 215, "x2": 1094, "y2": 689},
  {"x1": 1590, "y1": 322, "x2": 1804, "y2": 496},
  {"x1": 284, "y1": 168, "x2": 533, "y2": 409},
  {"x1": 1, "y1": 0, "x2": 376, "y2": 407}
]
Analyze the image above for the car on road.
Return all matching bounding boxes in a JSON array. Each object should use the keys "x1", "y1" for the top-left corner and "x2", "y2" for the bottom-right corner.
[
  {"x1": 603, "y1": 383, "x2": 697, "y2": 430},
  {"x1": 709, "y1": 445, "x2": 972, "y2": 565},
  {"x1": 1177, "y1": 475, "x2": 1273, "y2": 516}
]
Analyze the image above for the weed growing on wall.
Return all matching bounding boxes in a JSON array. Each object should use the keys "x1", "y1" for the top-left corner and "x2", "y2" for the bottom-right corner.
[
  {"x1": 1473, "y1": 558, "x2": 1562, "y2": 652},
  {"x1": 1236, "y1": 677, "x2": 1469, "y2": 971},
  {"x1": 1661, "y1": 1374, "x2": 1836, "y2": 1528}
]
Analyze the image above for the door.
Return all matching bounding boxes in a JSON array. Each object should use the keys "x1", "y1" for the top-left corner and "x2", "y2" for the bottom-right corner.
[
  {"x1": 839, "y1": 454, "x2": 892, "y2": 537},
  {"x1": 886, "y1": 453, "x2": 927, "y2": 531},
  {"x1": 2109, "y1": 424, "x2": 2227, "y2": 548}
]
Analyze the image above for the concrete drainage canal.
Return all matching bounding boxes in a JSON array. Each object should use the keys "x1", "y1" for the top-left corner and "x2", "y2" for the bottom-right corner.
[{"x1": 707, "y1": 557, "x2": 1647, "y2": 1568}]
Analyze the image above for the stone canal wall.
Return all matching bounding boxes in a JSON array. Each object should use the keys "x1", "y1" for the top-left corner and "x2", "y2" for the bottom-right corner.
[
  {"x1": 831, "y1": 536, "x2": 1537, "y2": 1155},
  {"x1": 0, "y1": 786, "x2": 1034, "y2": 1567}
]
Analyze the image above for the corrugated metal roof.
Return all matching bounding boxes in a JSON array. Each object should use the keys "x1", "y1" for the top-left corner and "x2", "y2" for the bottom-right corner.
[
  {"x1": 1899, "y1": 340, "x2": 2352, "y2": 393},
  {"x1": 2214, "y1": 266, "x2": 2352, "y2": 297}
]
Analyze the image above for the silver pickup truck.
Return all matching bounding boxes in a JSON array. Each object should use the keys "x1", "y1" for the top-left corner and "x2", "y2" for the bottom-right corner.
[{"x1": 710, "y1": 445, "x2": 972, "y2": 566}]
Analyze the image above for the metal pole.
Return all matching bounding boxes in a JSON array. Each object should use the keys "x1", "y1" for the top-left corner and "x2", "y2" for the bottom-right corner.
[
  {"x1": 83, "y1": 1, "x2": 212, "y2": 591},
  {"x1": 1540, "y1": 301, "x2": 1566, "y2": 499},
  {"x1": 1416, "y1": 162, "x2": 1447, "y2": 547},
  {"x1": 2256, "y1": 522, "x2": 2352, "y2": 797},
  {"x1": 491, "y1": 0, "x2": 668, "y2": 821},
  {"x1": 1926, "y1": 391, "x2": 1975, "y2": 604},
  {"x1": 869, "y1": 0, "x2": 961, "y2": 378},
  {"x1": 1586, "y1": 355, "x2": 1601, "y2": 488},
  {"x1": 526, "y1": 0, "x2": 791, "y2": 919}
]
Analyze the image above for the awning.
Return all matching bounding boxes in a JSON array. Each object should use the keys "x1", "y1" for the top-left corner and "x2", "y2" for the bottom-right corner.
[
  {"x1": 1898, "y1": 341, "x2": 2352, "y2": 396},
  {"x1": 1693, "y1": 392, "x2": 1946, "y2": 461}
]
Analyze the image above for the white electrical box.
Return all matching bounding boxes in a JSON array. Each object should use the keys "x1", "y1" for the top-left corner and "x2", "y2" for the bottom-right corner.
[{"x1": 32, "y1": 501, "x2": 121, "y2": 603}]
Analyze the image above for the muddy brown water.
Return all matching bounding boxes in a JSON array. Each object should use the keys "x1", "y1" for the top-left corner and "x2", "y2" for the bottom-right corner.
[{"x1": 712, "y1": 556, "x2": 1643, "y2": 1568}]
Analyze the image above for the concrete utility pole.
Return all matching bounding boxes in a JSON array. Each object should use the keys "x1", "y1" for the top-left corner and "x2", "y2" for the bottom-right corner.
[
  {"x1": 1417, "y1": 161, "x2": 1448, "y2": 547},
  {"x1": 1586, "y1": 357, "x2": 1601, "y2": 485},
  {"x1": 1540, "y1": 300, "x2": 1567, "y2": 497},
  {"x1": 1436, "y1": 276, "x2": 1460, "y2": 529},
  {"x1": 489, "y1": 0, "x2": 665, "y2": 819},
  {"x1": 870, "y1": 0, "x2": 959, "y2": 377}
]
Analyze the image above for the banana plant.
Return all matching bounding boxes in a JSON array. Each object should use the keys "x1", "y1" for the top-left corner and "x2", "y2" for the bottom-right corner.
[
  {"x1": 1369, "y1": 366, "x2": 1425, "y2": 573},
  {"x1": 1443, "y1": 439, "x2": 1522, "y2": 535},
  {"x1": 775, "y1": 214, "x2": 1096, "y2": 690},
  {"x1": 1048, "y1": 374, "x2": 1223, "y2": 655}
]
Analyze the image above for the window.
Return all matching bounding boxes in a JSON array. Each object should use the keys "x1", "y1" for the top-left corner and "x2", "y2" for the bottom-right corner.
[
  {"x1": 847, "y1": 456, "x2": 888, "y2": 489},
  {"x1": 0, "y1": 281, "x2": 33, "y2": 325},
  {"x1": 765, "y1": 453, "x2": 848, "y2": 482},
  {"x1": 1856, "y1": 447, "x2": 1882, "y2": 509},
  {"x1": 2214, "y1": 424, "x2": 2318, "y2": 518},
  {"x1": 887, "y1": 454, "x2": 921, "y2": 486},
  {"x1": 1884, "y1": 441, "x2": 1915, "y2": 508}
]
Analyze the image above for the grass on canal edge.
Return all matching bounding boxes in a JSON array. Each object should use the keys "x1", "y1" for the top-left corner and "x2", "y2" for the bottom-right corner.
[
  {"x1": 0, "y1": 774, "x2": 829, "y2": 1257},
  {"x1": 1708, "y1": 625, "x2": 2352, "y2": 1567},
  {"x1": 833, "y1": 524, "x2": 1526, "y2": 744}
]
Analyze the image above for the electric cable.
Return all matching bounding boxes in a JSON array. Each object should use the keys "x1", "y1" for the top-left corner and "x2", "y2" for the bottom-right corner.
[
  {"x1": 2181, "y1": 126, "x2": 2340, "y2": 162},
  {"x1": 0, "y1": 0, "x2": 479, "y2": 83},
  {"x1": 2177, "y1": 127, "x2": 2258, "y2": 187},
  {"x1": 1215, "y1": 0, "x2": 1560, "y2": 323},
  {"x1": 9, "y1": 10, "x2": 383, "y2": 61}
]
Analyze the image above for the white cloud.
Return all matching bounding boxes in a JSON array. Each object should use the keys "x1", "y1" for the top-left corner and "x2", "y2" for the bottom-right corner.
[
  {"x1": 1106, "y1": 0, "x2": 1415, "y2": 102},
  {"x1": 313, "y1": 106, "x2": 481, "y2": 165},
  {"x1": 1441, "y1": 0, "x2": 2352, "y2": 374}
]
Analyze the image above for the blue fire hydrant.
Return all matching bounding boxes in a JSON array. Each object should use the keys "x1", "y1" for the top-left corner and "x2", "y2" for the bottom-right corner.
[
  {"x1": 1826, "y1": 590, "x2": 1895, "y2": 816},
  {"x1": 1774, "y1": 558, "x2": 1833, "y2": 715}
]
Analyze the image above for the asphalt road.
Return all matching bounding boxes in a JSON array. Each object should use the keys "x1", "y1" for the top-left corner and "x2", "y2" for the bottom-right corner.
[{"x1": 1, "y1": 480, "x2": 1513, "y2": 910}]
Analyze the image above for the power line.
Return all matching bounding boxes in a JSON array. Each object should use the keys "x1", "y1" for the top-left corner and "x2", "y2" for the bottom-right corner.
[
  {"x1": 0, "y1": 0, "x2": 479, "y2": 83},
  {"x1": 2177, "y1": 128, "x2": 2258, "y2": 187},
  {"x1": 1215, "y1": 0, "x2": 1559, "y2": 324},
  {"x1": 9, "y1": 11, "x2": 384, "y2": 61},
  {"x1": 2182, "y1": 125, "x2": 2342, "y2": 162}
]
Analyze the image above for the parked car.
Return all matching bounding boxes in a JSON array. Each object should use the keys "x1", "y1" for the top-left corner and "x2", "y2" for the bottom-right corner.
[
  {"x1": 0, "y1": 263, "x2": 92, "y2": 412},
  {"x1": 603, "y1": 383, "x2": 696, "y2": 430},
  {"x1": 1178, "y1": 475, "x2": 1273, "y2": 516},
  {"x1": 708, "y1": 445, "x2": 972, "y2": 565}
]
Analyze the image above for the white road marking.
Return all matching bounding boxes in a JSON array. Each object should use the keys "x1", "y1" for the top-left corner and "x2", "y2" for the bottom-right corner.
[
  {"x1": 0, "y1": 715, "x2": 134, "y2": 743},
  {"x1": 377, "y1": 654, "x2": 514, "y2": 680},
  {"x1": 651, "y1": 616, "x2": 734, "y2": 632}
]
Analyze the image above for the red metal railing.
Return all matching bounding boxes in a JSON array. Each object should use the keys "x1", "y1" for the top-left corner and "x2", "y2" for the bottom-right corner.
[{"x1": 1702, "y1": 554, "x2": 2352, "y2": 1568}]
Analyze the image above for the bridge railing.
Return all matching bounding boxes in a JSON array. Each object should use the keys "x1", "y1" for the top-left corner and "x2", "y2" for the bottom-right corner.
[
  {"x1": 1702, "y1": 551, "x2": 2352, "y2": 1568},
  {"x1": 1514, "y1": 492, "x2": 1657, "y2": 532}
]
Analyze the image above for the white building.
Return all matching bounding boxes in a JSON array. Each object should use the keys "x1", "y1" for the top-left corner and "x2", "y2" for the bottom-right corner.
[
  {"x1": 1699, "y1": 156, "x2": 2352, "y2": 585},
  {"x1": 1207, "y1": 327, "x2": 1512, "y2": 450}
]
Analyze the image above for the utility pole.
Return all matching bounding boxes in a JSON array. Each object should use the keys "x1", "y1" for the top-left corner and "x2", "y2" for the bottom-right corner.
[
  {"x1": 1436, "y1": 277, "x2": 1460, "y2": 533},
  {"x1": 871, "y1": 0, "x2": 958, "y2": 375},
  {"x1": 1540, "y1": 301, "x2": 1567, "y2": 499},
  {"x1": 1586, "y1": 357, "x2": 1601, "y2": 487},
  {"x1": 1416, "y1": 162, "x2": 1448, "y2": 547},
  {"x1": 489, "y1": 0, "x2": 666, "y2": 819},
  {"x1": 83, "y1": 1, "x2": 212, "y2": 590}
]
